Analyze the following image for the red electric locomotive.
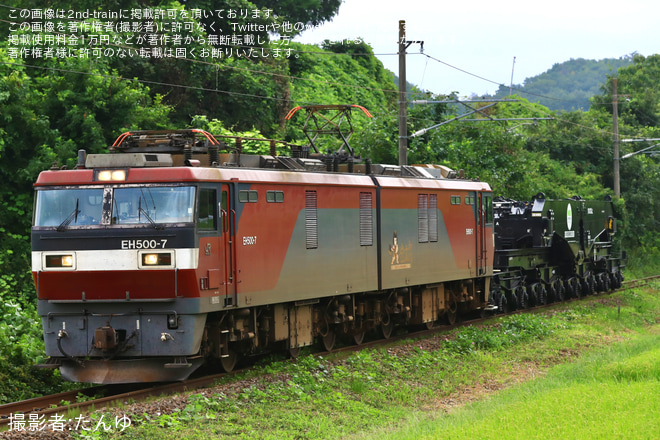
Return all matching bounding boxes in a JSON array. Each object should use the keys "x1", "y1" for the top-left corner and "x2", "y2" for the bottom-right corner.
[{"x1": 32, "y1": 130, "x2": 494, "y2": 383}]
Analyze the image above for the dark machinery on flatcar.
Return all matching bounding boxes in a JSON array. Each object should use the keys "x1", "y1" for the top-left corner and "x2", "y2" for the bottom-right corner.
[
  {"x1": 32, "y1": 129, "x2": 496, "y2": 383},
  {"x1": 490, "y1": 193, "x2": 625, "y2": 313}
]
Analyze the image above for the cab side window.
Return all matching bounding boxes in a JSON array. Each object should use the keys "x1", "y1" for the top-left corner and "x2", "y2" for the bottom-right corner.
[{"x1": 198, "y1": 188, "x2": 217, "y2": 230}]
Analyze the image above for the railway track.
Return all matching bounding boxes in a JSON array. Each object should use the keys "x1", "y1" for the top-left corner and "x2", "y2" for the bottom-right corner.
[{"x1": 2, "y1": 274, "x2": 658, "y2": 431}]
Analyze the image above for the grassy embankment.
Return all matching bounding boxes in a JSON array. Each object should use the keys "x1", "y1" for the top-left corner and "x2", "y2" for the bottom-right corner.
[{"x1": 77, "y1": 276, "x2": 660, "y2": 440}]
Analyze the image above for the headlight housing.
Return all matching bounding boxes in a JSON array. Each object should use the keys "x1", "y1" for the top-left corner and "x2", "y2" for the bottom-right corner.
[
  {"x1": 139, "y1": 251, "x2": 173, "y2": 268},
  {"x1": 44, "y1": 253, "x2": 76, "y2": 269}
]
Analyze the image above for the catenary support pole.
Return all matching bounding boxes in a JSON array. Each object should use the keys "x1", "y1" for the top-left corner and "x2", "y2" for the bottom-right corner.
[
  {"x1": 613, "y1": 78, "x2": 620, "y2": 198},
  {"x1": 398, "y1": 20, "x2": 407, "y2": 166}
]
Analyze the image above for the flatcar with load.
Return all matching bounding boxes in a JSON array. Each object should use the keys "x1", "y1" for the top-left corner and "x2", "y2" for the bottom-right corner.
[{"x1": 491, "y1": 194, "x2": 625, "y2": 311}]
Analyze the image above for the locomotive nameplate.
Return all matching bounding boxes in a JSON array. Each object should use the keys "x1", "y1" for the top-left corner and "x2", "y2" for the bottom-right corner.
[
  {"x1": 242, "y1": 236, "x2": 257, "y2": 246},
  {"x1": 121, "y1": 239, "x2": 169, "y2": 249}
]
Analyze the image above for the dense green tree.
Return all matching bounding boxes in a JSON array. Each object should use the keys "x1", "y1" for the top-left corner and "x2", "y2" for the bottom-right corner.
[
  {"x1": 593, "y1": 54, "x2": 660, "y2": 128},
  {"x1": 492, "y1": 56, "x2": 633, "y2": 111},
  {"x1": 0, "y1": 51, "x2": 172, "y2": 305}
]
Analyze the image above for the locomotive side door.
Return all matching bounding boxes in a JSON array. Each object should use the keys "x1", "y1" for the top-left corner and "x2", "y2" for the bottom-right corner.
[
  {"x1": 220, "y1": 185, "x2": 237, "y2": 307},
  {"x1": 475, "y1": 192, "x2": 488, "y2": 276},
  {"x1": 197, "y1": 185, "x2": 236, "y2": 307},
  {"x1": 197, "y1": 186, "x2": 225, "y2": 300}
]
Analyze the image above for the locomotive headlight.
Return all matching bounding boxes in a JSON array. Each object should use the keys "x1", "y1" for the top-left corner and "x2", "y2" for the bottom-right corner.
[
  {"x1": 44, "y1": 254, "x2": 75, "y2": 269},
  {"x1": 111, "y1": 170, "x2": 126, "y2": 181},
  {"x1": 61, "y1": 255, "x2": 74, "y2": 267},
  {"x1": 139, "y1": 252, "x2": 173, "y2": 268},
  {"x1": 143, "y1": 253, "x2": 159, "y2": 265},
  {"x1": 95, "y1": 169, "x2": 127, "y2": 181}
]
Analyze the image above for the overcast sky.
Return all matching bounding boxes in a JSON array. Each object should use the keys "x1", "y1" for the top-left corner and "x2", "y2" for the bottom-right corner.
[{"x1": 296, "y1": 0, "x2": 657, "y2": 97}]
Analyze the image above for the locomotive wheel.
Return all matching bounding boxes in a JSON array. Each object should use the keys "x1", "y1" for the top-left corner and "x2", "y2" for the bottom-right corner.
[
  {"x1": 380, "y1": 312, "x2": 394, "y2": 339},
  {"x1": 446, "y1": 309, "x2": 457, "y2": 325},
  {"x1": 322, "y1": 330, "x2": 336, "y2": 352},
  {"x1": 352, "y1": 331, "x2": 365, "y2": 345},
  {"x1": 446, "y1": 293, "x2": 458, "y2": 324},
  {"x1": 289, "y1": 346, "x2": 302, "y2": 359},
  {"x1": 220, "y1": 350, "x2": 239, "y2": 373}
]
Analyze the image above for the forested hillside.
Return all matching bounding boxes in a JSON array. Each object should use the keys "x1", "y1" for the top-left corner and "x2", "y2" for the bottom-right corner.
[
  {"x1": 491, "y1": 56, "x2": 633, "y2": 111},
  {"x1": 0, "y1": 0, "x2": 659, "y2": 399}
]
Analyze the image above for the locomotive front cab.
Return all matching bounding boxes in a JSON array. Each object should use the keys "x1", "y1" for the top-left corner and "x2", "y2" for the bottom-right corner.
[{"x1": 32, "y1": 156, "x2": 222, "y2": 383}]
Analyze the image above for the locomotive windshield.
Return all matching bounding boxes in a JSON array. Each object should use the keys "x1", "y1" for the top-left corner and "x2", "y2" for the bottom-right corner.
[
  {"x1": 34, "y1": 188, "x2": 104, "y2": 227},
  {"x1": 34, "y1": 186, "x2": 195, "y2": 227},
  {"x1": 113, "y1": 187, "x2": 194, "y2": 224}
]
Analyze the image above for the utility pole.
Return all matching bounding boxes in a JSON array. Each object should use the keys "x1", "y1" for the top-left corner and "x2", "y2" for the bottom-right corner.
[
  {"x1": 509, "y1": 56, "x2": 516, "y2": 96},
  {"x1": 398, "y1": 20, "x2": 407, "y2": 166},
  {"x1": 397, "y1": 20, "x2": 423, "y2": 166},
  {"x1": 613, "y1": 78, "x2": 620, "y2": 198}
]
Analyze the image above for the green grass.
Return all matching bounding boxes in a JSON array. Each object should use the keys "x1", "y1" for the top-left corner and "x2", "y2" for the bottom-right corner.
[
  {"x1": 74, "y1": 286, "x2": 660, "y2": 440},
  {"x1": 382, "y1": 332, "x2": 660, "y2": 440}
]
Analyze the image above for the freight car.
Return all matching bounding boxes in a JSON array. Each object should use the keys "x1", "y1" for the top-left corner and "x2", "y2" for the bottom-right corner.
[
  {"x1": 32, "y1": 130, "x2": 496, "y2": 383},
  {"x1": 490, "y1": 194, "x2": 626, "y2": 312}
]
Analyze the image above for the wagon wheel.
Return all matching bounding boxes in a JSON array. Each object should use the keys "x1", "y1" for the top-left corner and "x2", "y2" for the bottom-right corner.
[
  {"x1": 588, "y1": 274, "x2": 596, "y2": 295},
  {"x1": 556, "y1": 280, "x2": 566, "y2": 301},
  {"x1": 609, "y1": 272, "x2": 617, "y2": 291},
  {"x1": 595, "y1": 273, "x2": 605, "y2": 292},
  {"x1": 527, "y1": 284, "x2": 538, "y2": 307},
  {"x1": 425, "y1": 321, "x2": 436, "y2": 330},
  {"x1": 380, "y1": 311, "x2": 394, "y2": 339},
  {"x1": 616, "y1": 271, "x2": 624, "y2": 288},
  {"x1": 572, "y1": 277, "x2": 582, "y2": 298},
  {"x1": 547, "y1": 283, "x2": 557, "y2": 303},
  {"x1": 220, "y1": 350, "x2": 239, "y2": 373},
  {"x1": 497, "y1": 290, "x2": 510, "y2": 314},
  {"x1": 537, "y1": 284, "x2": 547, "y2": 305},
  {"x1": 516, "y1": 286, "x2": 528, "y2": 309}
]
